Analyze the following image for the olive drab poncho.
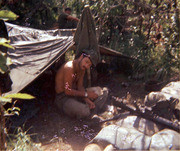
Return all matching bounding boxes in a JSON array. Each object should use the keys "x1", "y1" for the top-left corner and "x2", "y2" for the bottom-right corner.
[{"x1": 74, "y1": 5, "x2": 100, "y2": 66}]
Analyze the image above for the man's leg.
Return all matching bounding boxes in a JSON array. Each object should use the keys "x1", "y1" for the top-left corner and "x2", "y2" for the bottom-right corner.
[
  {"x1": 63, "y1": 98, "x2": 91, "y2": 119},
  {"x1": 87, "y1": 87, "x2": 109, "y2": 116},
  {"x1": 54, "y1": 93, "x2": 66, "y2": 113},
  {"x1": 94, "y1": 87, "x2": 109, "y2": 110}
]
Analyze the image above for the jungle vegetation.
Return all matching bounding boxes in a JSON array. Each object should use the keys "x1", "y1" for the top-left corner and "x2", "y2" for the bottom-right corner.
[
  {"x1": 0, "y1": 0, "x2": 179, "y2": 150},
  {"x1": 1, "y1": 0, "x2": 179, "y2": 80}
]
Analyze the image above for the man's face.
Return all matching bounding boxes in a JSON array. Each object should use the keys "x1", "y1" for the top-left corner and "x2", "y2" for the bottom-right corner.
[
  {"x1": 65, "y1": 10, "x2": 71, "y2": 15},
  {"x1": 80, "y1": 57, "x2": 92, "y2": 71}
]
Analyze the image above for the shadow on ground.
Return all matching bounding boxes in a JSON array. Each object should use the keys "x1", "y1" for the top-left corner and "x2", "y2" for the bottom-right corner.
[{"x1": 8, "y1": 72, "x2": 148, "y2": 150}]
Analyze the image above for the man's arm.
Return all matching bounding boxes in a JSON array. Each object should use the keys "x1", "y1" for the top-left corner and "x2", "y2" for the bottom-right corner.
[
  {"x1": 77, "y1": 70, "x2": 98, "y2": 109},
  {"x1": 63, "y1": 66, "x2": 86, "y2": 97},
  {"x1": 77, "y1": 71, "x2": 98, "y2": 100},
  {"x1": 67, "y1": 15, "x2": 79, "y2": 22}
]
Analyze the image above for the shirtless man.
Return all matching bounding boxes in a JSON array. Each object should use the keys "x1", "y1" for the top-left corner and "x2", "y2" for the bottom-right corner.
[{"x1": 55, "y1": 53, "x2": 108, "y2": 118}]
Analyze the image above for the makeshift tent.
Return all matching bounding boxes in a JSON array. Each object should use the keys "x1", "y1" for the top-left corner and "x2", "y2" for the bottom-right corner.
[
  {"x1": 5, "y1": 22, "x2": 74, "y2": 94},
  {"x1": 4, "y1": 6, "x2": 131, "y2": 95}
]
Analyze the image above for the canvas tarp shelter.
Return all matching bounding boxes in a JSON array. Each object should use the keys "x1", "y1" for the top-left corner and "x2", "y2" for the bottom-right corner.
[
  {"x1": 4, "y1": 8, "x2": 131, "y2": 94},
  {"x1": 5, "y1": 23, "x2": 132, "y2": 94},
  {"x1": 5, "y1": 22, "x2": 74, "y2": 94}
]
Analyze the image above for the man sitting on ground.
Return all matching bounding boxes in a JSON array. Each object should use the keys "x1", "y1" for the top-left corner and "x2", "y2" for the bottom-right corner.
[{"x1": 54, "y1": 52, "x2": 108, "y2": 119}]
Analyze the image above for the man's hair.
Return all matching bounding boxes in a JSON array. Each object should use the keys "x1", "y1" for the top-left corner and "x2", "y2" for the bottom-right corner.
[
  {"x1": 82, "y1": 53, "x2": 93, "y2": 64},
  {"x1": 82, "y1": 53, "x2": 90, "y2": 59},
  {"x1": 65, "y1": 7, "x2": 72, "y2": 12}
]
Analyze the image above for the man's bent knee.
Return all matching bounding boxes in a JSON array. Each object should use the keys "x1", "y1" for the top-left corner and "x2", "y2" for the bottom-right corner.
[{"x1": 63, "y1": 98, "x2": 90, "y2": 118}]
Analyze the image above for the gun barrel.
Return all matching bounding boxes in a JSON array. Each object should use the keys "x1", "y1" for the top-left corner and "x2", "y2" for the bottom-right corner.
[{"x1": 112, "y1": 96, "x2": 180, "y2": 132}]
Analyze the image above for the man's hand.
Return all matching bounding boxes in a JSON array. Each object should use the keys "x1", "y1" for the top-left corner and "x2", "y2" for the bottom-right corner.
[
  {"x1": 85, "y1": 99, "x2": 95, "y2": 109},
  {"x1": 87, "y1": 91, "x2": 98, "y2": 100}
]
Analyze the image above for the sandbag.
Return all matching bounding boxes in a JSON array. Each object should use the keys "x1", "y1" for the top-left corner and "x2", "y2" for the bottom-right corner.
[
  {"x1": 116, "y1": 115, "x2": 163, "y2": 136},
  {"x1": 150, "y1": 129, "x2": 180, "y2": 150},
  {"x1": 89, "y1": 116, "x2": 180, "y2": 150},
  {"x1": 91, "y1": 125, "x2": 151, "y2": 150},
  {"x1": 145, "y1": 81, "x2": 180, "y2": 109}
]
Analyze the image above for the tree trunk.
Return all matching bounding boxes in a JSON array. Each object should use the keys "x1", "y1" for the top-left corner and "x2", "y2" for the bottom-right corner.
[{"x1": 0, "y1": 88, "x2": 5, "y2": 150}]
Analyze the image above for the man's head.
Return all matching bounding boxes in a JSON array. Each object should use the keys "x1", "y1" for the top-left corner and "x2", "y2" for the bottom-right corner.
[
  {"x1": 78, "y1": 53, "x2": 92, "y2": 71},
  {"x1": 65, "y1": 7, "x2": 72, "y2": 15}
]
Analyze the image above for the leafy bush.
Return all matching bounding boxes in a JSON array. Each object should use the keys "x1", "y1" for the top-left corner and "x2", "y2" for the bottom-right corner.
[
  {"x1": 7, "y1": 127, "x2": 41, "y2": 151},
  {"x1": 0, "y1": 10, "x2": 38, "y2": 150}
]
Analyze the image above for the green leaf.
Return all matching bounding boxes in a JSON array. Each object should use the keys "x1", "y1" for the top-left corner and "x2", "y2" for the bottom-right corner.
[
  {"x1": 5, "y1": 108, "x2": 20, "y2": 116},
  {"x1": 0, "y1": 38, "x2": 9, "y2": 43},
  {"x1": 0, "y1": 53, "x2": 8, "y2": 74},
  {"x1": 12, "y1": 107, "x2": 21, "y2": 111},
  {"x1": 7, "y1": 108, "x2": 13, "y2": 113},
  {"x1": 4, "y1": 93, "x2": 35, "y2": 100},
  {"x1": 0, "y1": 96, "x2": 12, "y2": 103},
  {"x1": 14, "y1": 111, "x2": 20, "y2": 116},
  {"x1": 0, "y1": 38, "x2": 14, "y2": 49},
  {"x1": 0, "y1": 42, "x2": 14, "y2": 49},
  {"x1": 6, "y1": 57, "x2": 12, "y2": 66},
  {"x1": 0, "y1": 10, "x2": 18, "y2": 21}
]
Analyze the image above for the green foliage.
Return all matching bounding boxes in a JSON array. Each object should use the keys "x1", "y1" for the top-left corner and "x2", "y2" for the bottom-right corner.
[
  {"x1": 88, "y1": 0, "x2": 179, "y2": 81},
  {"x1": 4, "y1": 106, "x2": 21, "y2": 116},
  {"x1": 1, "y1": 0, "x2": 179, "y2": 80},
  {"x1": 0, "y1": 96, "x2": 11, "y2": 104},
  {"x1": 0, "y1": 38, "x2": 13, "y2": 74},
  {"x1": 0, "y1": 10, "x2": 18, "y2": 21},
  {"x1": 0, "y1": 38, "x2": 14, "y2": 49},
  {"x1": 65, "y1": 50, "x2": 75, "y2": 61},
  {"x1": 0, "y1": 9, "x2": 37, "y2": 151},
  {"x1": 4, "y1": 93, "x2": 35, "y2": 100},
  {"x1": 7, "y1": 127, "x2": 41, "y2": 151},
  {"x1": 0, "y1": 10, "x2": 16, "y2": 74},
  {"x1": 0, "y1": 52, "x2": 9, "y2": 74},
  {"x1": 0, "y1": 93, "x2": 35, "y2": 109}
]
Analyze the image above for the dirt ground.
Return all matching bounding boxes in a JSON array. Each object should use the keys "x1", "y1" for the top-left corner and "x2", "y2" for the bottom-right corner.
[{"x1": 22, "y1": 72, "x2": 150, "y2": 151}]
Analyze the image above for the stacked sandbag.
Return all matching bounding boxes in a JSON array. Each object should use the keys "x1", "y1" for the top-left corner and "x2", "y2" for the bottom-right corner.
[
  {"x1": 85, "y1": 116, "x2": 180, "y2": 150},
  {"x1": 144, "y1": 81, "x2": 180, "y2": 111}
]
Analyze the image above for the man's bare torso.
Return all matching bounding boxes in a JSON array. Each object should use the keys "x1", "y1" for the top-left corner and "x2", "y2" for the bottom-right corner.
[
  {"x1": 55, "y1": 61, "x2": 83, "y2": 94},
  {"x1": 54, "y1": 54, "x2": 98, "y2": 109}
]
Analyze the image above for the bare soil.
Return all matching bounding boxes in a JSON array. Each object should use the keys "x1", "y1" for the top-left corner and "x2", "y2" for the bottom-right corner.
[{"x1": 24, "y1": 73, "x2": 149, "y2": 151}]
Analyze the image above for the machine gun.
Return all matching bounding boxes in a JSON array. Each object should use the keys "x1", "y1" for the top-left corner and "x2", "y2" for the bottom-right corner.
[{"x1": 100, "y1": 96, "x2": 180, "y2": 133}]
